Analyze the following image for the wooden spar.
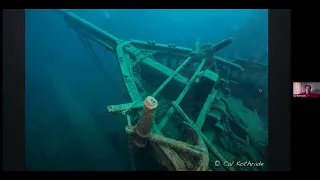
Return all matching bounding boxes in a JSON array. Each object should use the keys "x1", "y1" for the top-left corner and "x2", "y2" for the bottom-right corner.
[
  {"x1": 56, "y1": 10, "x2": 243, "y2": 88},
  {"x1": 124, "y1": 41, "x2": 190, "y2": 86},
  {"x1": 57, "y1": 10, "x2": 243, "y2": 73},
  {"x1": 176, "y1": 58, "x2": 206, "y2": 103},
  {"x1": 138, "y1": 57, "x2": 189, "y2": 85},
  {"x1": 56, "y1": 10, "x2": 119, "y2": 52},
  {"x1": 58, "y1": 10, "x2": 192, "y2": 102},
  {"x1": 171, "y1": 101, "x2": 192, "y2": 123},
  {"x1": 157, "y1": 58, "x2": 207, "y2": 131},
  {"x1": 152, "y1": 57, "x2": 192, "y2": 97}
]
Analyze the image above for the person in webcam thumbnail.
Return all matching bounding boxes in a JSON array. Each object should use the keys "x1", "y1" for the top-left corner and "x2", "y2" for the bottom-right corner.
[{"x1": 299, "y1": 85, "x2": 320, "y2": 98}]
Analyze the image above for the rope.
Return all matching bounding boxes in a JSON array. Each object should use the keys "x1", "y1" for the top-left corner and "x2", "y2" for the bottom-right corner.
[{"x1": 76, "y1": 31, "x2": 127, "y2": 98}]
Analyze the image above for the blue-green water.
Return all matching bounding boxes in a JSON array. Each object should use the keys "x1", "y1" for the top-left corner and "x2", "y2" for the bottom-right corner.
[{"x1": 25, "y1": 9, "x2": 268, "y2": 171}]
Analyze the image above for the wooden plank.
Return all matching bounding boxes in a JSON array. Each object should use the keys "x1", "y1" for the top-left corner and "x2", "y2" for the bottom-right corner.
[
  {"x1": 116, "y1": 42, "x2": 142, "y2": 102},
  {"x1": 195, "y1": 88, "x2": 218, "y2": 129}
]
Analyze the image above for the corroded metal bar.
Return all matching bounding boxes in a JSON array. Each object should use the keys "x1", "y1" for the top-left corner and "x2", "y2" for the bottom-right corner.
[
  {"x1": 149, "y1": 134, "x2": 203, "y2": 158},
  {"x1": 157, "y1": 58, "x2": 207, "y2": 131},
  {"x1": 152, "y1": 57, "x2": 192, "y2": 97}
]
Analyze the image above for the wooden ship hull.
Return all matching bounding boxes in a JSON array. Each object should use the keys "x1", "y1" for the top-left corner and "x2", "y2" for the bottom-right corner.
[{"x1": 56, "y1": 10, "x2": 268, "y2": 171}]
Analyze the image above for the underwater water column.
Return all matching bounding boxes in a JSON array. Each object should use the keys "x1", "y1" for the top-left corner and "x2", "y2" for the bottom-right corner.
[{"x1": 42, "y1": 62, "x2": 113, "y2": 169}]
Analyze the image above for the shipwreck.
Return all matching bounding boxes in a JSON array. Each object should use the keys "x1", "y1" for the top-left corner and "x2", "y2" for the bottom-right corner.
[{"x1": 56, "y1": 9, "x2": 268, "y2": 171}]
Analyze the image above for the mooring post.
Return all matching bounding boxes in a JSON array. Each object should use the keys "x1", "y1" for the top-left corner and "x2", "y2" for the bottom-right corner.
[{"x1": 131, "y1": 96, "x2": 158, "y2": 147}]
